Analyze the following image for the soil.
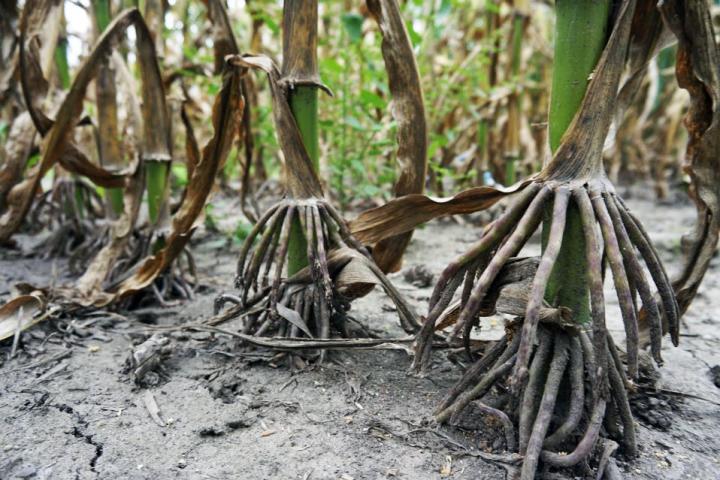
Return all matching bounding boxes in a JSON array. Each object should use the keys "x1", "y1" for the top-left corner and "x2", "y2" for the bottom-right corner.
[{"x1": 1, "y1": 186, "x2": 719, "y2": 480}]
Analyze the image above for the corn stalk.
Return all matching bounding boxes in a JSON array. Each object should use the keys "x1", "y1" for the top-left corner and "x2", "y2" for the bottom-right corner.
[{"x1": 410, "y1": 2, "x2": 680, "y2": 478}]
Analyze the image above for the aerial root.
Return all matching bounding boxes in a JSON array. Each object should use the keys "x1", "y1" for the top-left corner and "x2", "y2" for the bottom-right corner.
[
  {"x1": 413, "y1": 180, "x2": 677, "y2": 379},
  {"x1": 30, "y1": 178, "x2": 105, "y2": 263},
  {"x1": 221, "y1": 198, "x2": 418, "y2": 350},
  {"x1": 432, "y1": 324, "x2": 630, "y2": 479},
  {"x1": 119, "y1": 242, "x2": 198, "y2": 308},
  {"x1": 543, "y1": 336, "x2": 585, "y2": 449},
  {"x1": 615, "y1": 196, "x2": 680, "y2": 345},
  {"x1": 412, "y1": 179, "x2": 676, "y2": 478}
]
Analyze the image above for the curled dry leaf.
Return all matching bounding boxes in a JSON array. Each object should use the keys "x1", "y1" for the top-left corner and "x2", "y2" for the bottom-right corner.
[
  {"x1": 659, "y1": 1, "x2": 720, "y2": 315},
  {"x1": 365, "y1": 0, "x2": 428, "y2": 274},
  {"x1": 0, "y1": 293, "x2": 47, "y2": 341},
  {"x1": 615, "y1": 0, "x2": 675, "y2": 123},
  {"x1": 349, "y1": 180, "x2": 531, "y2": 245},
  {"x1": 204, "y1": 0, "x2": 257, "y2": 221}
]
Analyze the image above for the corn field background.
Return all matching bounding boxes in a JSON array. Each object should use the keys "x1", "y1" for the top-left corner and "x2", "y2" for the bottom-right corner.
[{"x1": 1, "y1": 1, "x2": 720, "y2": 479}]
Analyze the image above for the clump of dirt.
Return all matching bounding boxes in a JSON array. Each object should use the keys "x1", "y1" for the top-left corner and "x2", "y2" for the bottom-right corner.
[
  {"x1": 403, "y1": 264, "x2": 435, "y2": 288},
  {"x1": 204, "y1": 364, "x2": 247, "y2": 403},
  {"x1": 709, "y1": 365, "x2": 720, "y2": 388},
  {"x1": 630, "y1": 391, "x2": 683, "y2": 431}
]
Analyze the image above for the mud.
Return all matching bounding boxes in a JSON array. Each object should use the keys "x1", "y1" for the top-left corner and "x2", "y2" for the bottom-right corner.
[{"x1": 1, "y1": 188, "x2": 719, "y2": 480}]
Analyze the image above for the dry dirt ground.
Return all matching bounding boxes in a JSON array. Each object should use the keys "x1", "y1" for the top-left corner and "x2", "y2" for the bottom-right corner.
[{"x1": 1, "y1": 187, "x2": 719, "y2": 480}]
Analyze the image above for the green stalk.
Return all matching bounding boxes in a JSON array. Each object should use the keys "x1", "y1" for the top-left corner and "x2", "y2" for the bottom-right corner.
[
  {"x1": 548, "y1": 0, "x2": 611, "y2": 153},
  {"x1": 146, "y1": 161, "x2": 169, "y2": 224},
  {"x1": 286, "y1": 86, "x2": 320, "y2": 275},
  {"x1": 283, "y1": 1, "x2": 321, "y2": 276},
  {"x1": 142, "y1": 0, "x2": 169, "y2": 226},
  {"x1": 545, "y1": 0, "x2": 611, "y2": 322},
  {"x1": 54, "y1": 37, "x2": 71, "y2": 90},
  {"x1": 653, "y1": 45, "x2": 675, "y2": 112}
]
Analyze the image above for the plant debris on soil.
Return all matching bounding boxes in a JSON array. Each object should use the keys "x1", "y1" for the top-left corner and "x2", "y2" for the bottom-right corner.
[{"x1": 1, "y1": 190, "x2": 719, "y2": 480}]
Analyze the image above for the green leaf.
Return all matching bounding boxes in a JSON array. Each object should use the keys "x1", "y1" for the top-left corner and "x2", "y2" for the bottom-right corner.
[
  {"x1": 172, "y1": 163, "x2": 188, "y2": 187},
  {"x1": 341, "y1": 13, "x2": 364, "y2": 43},
  {"x1": 359, "y1": 89, "x2": 386, "y2": 109},
  {"x1": 321, "y1": 57, "x2": 343, "y2": 75},
  {"x1": 344, "y1": 116, "x2": 364, "y2": 130},
  {"x1": 405, "y1": 19, "x2": 422, "y2": 47}
]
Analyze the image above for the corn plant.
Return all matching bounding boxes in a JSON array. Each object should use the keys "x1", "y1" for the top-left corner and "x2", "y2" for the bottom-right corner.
[
  {"x1": 216, "y1": 0, "x2": 425, "y2": 355},
  {"x1": 409, "y1": 1, "x2": 681, "y2": 477}
]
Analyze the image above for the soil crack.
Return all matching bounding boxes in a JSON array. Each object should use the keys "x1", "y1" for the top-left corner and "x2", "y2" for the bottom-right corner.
[{"x1": 50, "y1": 403, "x2": 104, "y2": 474}]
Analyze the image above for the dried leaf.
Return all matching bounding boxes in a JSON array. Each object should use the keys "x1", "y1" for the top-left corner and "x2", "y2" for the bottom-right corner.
[
  {"x1": 181, "y1": 103, "x2": 201, "y2": 180},
  {"x1": 0, "y1": 293, "x2": 46, "y2": 341},
  {"x1": 349, "y1": 181, "x2": 530, "y2": 245},
  {"x1": 276, "y1": 303, "x2": 314, "y2": 338},
  {"x1": 231, "y1": 55, "x2": 324, "y2": 199},
  {"x1": 659, "y1": 1, "x2": 720, "y2": 315},
  {"x1": 204, "y1": 0, "x2": 256, "y2": 221},
  {"x1": 142, "y1": 390, "x2": 166, "y2": 427},
  {"x1": 366, "y1": 0, "x2": 428, "y2": 273},
  {"x1": 616, "y1": 0, "x2": 675, "y2": 120}
]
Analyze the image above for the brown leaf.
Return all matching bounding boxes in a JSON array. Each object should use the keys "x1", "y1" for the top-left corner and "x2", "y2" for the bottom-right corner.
[
  {"x1": 349, "y1": 181, "x2": 531, "y2": 245},
  {"x1": 180, "y1": 103, "x2": 201, "y2": 181},
  {"x1": 231, "y1": 54, "x2": 324, "y2": 199},
  {"x1": 616, "y1": 0, "x2": 675, "y2": 121},
  {"x1": 659, "y1": 1, "x2": 720, "y2": 315},
  {"x1": 1, "y1": 8, "x2": 166, "y2": 242},
  {"x1": 276, "y1": 303, "x2": 314, "y2": 338},
  {"x1": 366, "y1": 0, "x2": 428, "y2": 273},
  {"x1": 0, "y1": 293, "x2": 46, "y2": 341}
]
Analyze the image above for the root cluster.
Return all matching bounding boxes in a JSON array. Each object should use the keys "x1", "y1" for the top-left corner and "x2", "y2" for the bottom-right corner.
[
  {"x1": 30, "y1": 178, "x2": 104, "y2": 263},
  {"x1": 218, "y1": 197, "x2": 418, "y2": 347},
  {"x1": 115, "y1": 238, "x2": 198, "y2": 309},
  {"x1": 412, "y1": 179, "x2": 679, "y2": 478}
]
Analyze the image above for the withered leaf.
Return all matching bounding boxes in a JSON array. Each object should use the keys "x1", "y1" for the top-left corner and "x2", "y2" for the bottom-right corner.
[
  {"x1": 0, "y1": 293, "x2": 46, "y2": 341},
  {"x1": 366, "y1": 0, "x2": 428, "y2": 274},
  {"x1": 231, "y1": 54, "x2": 324, "y2": 199},
  {"x1": 659, "y1": 1, "x2": 720, "y2": 315},
  {"x1": 349, "y1": 181, "x2": 531, "y2": 245}
]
